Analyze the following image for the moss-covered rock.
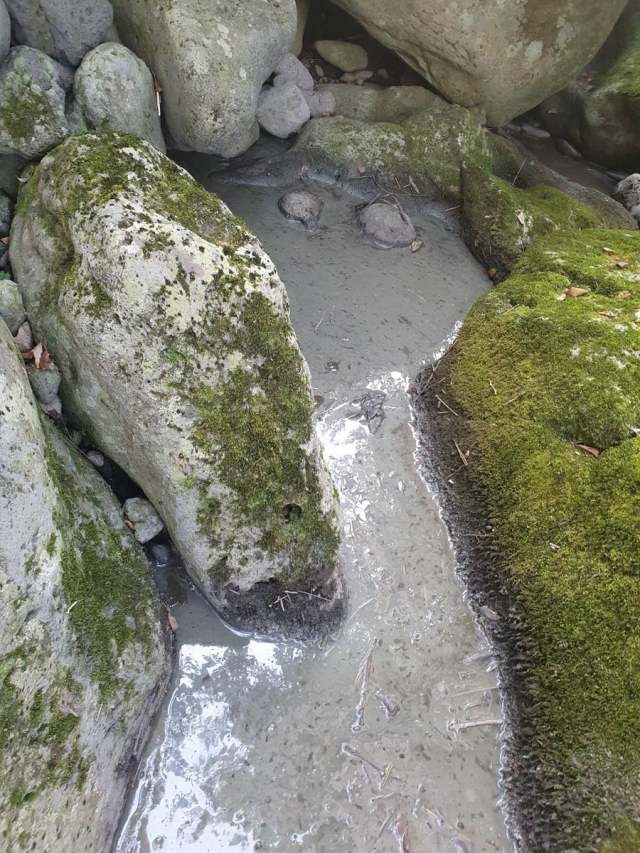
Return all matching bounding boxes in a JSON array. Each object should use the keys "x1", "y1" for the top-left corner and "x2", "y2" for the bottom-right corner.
[
  {"x1": 442, "y1": 228, "x2": 640, "y2": 849},
  {"x1": 0, "y1": 319, "x2": 171, "y2": 852},
  {"x1": 461, "y1": 164, "x2": 603, "y2": 278},
  {"x1": 580, "y1": 13, "x2": 640, "y2": 172},
  {"x1": 10, "y1": 131, "x2": 342, "y2": 636},
  {"x1": 295, "y1": 102, "x2": 492, "y2": 200}
]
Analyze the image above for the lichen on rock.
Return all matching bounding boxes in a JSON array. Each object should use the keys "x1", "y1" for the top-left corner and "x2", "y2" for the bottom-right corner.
[
  {"x1": 0, "y1": 319, "x2": 171, "y2": 852},
  {"x1": 10, "y1": 131, "x2": 342, "y2": 637}
]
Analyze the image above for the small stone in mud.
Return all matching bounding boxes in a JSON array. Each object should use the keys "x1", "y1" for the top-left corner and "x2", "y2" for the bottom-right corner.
[
  {"x1": 358, "y1": 202, "x2": 416, "y2": 249},
  {"x1": 278, "y1": 190, "x2": 324, "y2": 230},
  {"x1": 124, "y1": 496, "x2": 165, "y2": 544}
]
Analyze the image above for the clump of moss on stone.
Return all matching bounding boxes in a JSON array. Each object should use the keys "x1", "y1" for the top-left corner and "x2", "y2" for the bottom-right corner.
[
  {"x1": 44, "y1": 433, "x2": 157, "y2": 702},
  {"x1": 40, "y1": 131, "x2": 250, "y2": 252},
  {"x1": 296, "y1": 103, "x2": 491, "y2": 201},
  {"x1": 447, "y1": 228, "x2": 640, "y2": 846},
  {"x1": 190, "y1": 291, "x2": 339, "y2": 582},
  {"x1": 462, "y1": 165, "x2": 601, "y2": 278},
  {"x1": 601, "y1": 14, "x2": 640, "y2": 99},
  {"x1": 1, "y1": 643, "x2": 89, "y2": 819}
]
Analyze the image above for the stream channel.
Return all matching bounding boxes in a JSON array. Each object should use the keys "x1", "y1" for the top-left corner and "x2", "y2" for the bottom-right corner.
[{"x1": 116, "y1": 153, "x2": 515, "y2": 853}]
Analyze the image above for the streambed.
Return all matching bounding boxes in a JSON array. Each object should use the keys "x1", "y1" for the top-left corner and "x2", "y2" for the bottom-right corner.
[{"x1": 117, "y1": 171, "x2": 513, "y2": 852}]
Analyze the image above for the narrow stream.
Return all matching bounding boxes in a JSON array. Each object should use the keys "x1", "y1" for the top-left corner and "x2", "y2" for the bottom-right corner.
[{"x1": 117, "y1": 175, "x2": 513, "y2": 852}]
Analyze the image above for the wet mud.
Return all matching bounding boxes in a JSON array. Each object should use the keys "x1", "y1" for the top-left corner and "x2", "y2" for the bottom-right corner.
[{"x1": 117, "y1": 166, "x2": 514, "y2": 852}]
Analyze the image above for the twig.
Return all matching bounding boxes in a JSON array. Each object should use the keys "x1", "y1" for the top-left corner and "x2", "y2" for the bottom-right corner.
[
  {"x1": 489, "y1": 379, "x2": 497, "y2": 395},
  {"x1": 436, "y1": 394, "x2": 459, "y2": 416},
  {"x1": 512, "y1": 159, "x2": 526, "y2": 186},
  {"x1": 284, "y1": 589, "x2": 331, "y2": 602},
  {"x1": 503, "y1": 390, "x2": 525, "y2": 406},
  {"x1": 406, "y1": 287, "x2": 428, "y2": 304},
  {"x1": 447, "y1": 718, "x2": 502, "y2": 735},
  {"x1": 314, "y1": 311, "x2": 326, "y2": 332},
  {"x1": 345, "y1": 597, "x2": 374, "y2": 627},
  {"x1": 453, "y1": 439, "x2": 469, "y2": 467},
  {"x1": 66, "y1": 600, "x2": 78, "y2": 614}
]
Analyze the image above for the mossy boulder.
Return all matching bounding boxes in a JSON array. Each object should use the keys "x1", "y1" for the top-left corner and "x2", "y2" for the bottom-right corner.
[
  {"x1": 441, "y1": 229, "x2": 640, "y2": 849},
  {"x1": 580, "y1": 14, "x2": 640, "y2": 172},
  {"x1": 0, "y1": 46, "x2": 69, "y2": 160},
  {"x1": 10, "y1": 132, "x2": 342, "y2": 637},
  {"x1": 295, "y1": 102, "x2": 492, "y2": 200},
  {"x1": 461, "y1": 164, "x2": 604, "y2": 278},
  {"x1": 0, "y1": 319, "x2": 171, "y2": 852}
]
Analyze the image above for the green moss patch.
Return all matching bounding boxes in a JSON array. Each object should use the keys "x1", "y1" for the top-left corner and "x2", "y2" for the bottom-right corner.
[
  {"x1": 446, "y1": 229, "x2": 640, "y2": 845},
  {"x1": 44, "y1": 433, "x2": 158, "y2": 702},
  {"x1": 462, "y1": 165, "x2": 601, "y2": 278}
]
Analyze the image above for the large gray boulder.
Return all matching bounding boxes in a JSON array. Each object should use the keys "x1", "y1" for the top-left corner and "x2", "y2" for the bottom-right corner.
[
  {"x1": 111, "y1": 0, "x2": 296, "y2": 157},
  {"x1": 68, "y1": 42, "x2": 166, "y2": 153},
  {"x1": 0, "y1": 319, "x2": 171, "y2": 852},
  {"x1": 329, "y1": 0, "x2": 627, "y2": 126},
  {"x1": 10, "y1": 132, "x2": 342, "y2": 637},
  {"x1": 0, "y1": 47, "x2": 69, "y2": 159},
  {"x1": 4, "y1": 0, "x2": 112, "y2": 66},
  {"x1": 0, "y1": 0, "x2": 10, "y2": 65}
]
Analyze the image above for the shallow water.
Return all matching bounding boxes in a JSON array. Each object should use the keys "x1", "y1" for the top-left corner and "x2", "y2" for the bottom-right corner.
[{"x1": 117, "y1": 176, "x2": 513, "y2": 852}]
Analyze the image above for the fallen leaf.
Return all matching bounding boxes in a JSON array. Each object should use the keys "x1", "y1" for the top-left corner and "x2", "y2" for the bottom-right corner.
[
  {"x1": 616, "y1": 290, "x2": 631, "y2": 299},
  {"x1": 547, "y1": 108, "x2": 559, "y2": 114},
  {"x1": 487, "y1": 267, "x2": 497, "y2": 277},
  {"x1": 599, "y1": 310, "x2": 616, "y2": 318},
  {"x1": 408, "y1": 175, "x2": 420, "y2": 195},
  {"x1": 516, "y1": 210, "x2": 527, "y2": 226},
  {"x1": 23, "y1": 342, "x2": 56, "y2": 370},
  {"x1": 124, "y1": 519, "x2": 135, "y2": 531},
  {"x1": 565, "y1": 286, "x2": 588, "y2": 297},
  {"x1": 602, "y1": 247, "x2": 614, "y2": 253},
  {"x1": 410, "y1": 238, "x2": 423, "y2": 253},
  {"x1": 0, "y1": 236, "x2": 9, "y2": 245},
  {"x1": 576, "y1": 444, "x2": 600, "y2": 458},
  {"x1": 167, "y1": 612, "x2": 179, "y2": 631},
  {"x1": 616, "y1": 261, "x2": 629, "y2": 269}
]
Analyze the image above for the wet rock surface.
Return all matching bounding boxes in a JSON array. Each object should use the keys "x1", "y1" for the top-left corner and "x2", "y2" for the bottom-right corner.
[
  {"x1": 0, "y1": 318, "x2": 171, "y2": 853},
  {"x1": 278, "y1": 189, "x2": 324, "y2": 229}
]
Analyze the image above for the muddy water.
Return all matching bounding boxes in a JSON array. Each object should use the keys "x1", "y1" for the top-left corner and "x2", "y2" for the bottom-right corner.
[{"x1": 117, "y1": 176, "x2": 514, "y2": 852}]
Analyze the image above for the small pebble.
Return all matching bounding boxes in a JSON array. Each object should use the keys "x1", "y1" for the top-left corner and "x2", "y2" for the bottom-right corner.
[{"x1": 87, "y1": 450, "x2": 105, "y2": 467}]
